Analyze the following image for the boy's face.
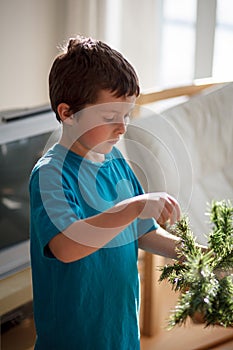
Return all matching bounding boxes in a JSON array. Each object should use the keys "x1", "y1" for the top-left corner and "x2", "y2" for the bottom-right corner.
[{"x1": 68, "y1": 90, "x2": 136, "y2": 160}]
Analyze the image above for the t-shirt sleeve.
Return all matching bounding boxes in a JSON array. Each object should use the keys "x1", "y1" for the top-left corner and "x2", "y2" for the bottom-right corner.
[{"x1": 29, "y1": 164, "x2": 82, "y2": 256}]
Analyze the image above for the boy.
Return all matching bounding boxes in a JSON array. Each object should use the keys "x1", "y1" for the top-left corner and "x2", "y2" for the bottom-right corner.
[{"x1": 29, "y1": 36, "x2": 181, "y2": 350}]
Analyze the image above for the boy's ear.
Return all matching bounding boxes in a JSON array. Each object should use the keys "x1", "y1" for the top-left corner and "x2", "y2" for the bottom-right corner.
[{"x1": 57, "y1": 103, "x2": 74, "y2": 125}]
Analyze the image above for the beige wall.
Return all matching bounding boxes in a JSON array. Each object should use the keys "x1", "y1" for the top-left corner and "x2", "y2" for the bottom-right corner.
[
  {"x1": 0, "y1": 0, "x2": 111, "y2": 111},
  {"x1": 0, "y1": 0, "x2": 65, "y2": 110}
]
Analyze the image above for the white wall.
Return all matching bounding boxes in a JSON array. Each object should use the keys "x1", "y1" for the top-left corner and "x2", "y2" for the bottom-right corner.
[{"x1": 0, "y1": 0, "x2": 65, "y2": 110}]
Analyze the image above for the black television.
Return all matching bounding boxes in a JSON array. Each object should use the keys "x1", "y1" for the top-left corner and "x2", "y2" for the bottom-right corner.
[{"x1": 0, "y1": 106, "x2": 61, "y2": 279}]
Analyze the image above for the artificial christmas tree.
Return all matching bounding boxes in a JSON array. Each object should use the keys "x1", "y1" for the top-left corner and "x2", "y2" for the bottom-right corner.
[{"x1": 159, "y1": 200, "x2": 233, "y2": 329}]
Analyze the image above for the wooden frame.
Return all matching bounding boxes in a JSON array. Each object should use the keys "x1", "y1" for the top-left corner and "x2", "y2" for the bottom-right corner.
[{"x1": 136, "y1": 79, "x2": 226, "y2": 105}]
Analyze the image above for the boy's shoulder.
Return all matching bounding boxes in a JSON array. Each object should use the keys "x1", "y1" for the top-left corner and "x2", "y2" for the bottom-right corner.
[
  {"x1": 30, "y1": 144, "x2": 64, "y2": 181},
  {"x1": 32, "y1": 144, "x2": 59, "y2": 168}
]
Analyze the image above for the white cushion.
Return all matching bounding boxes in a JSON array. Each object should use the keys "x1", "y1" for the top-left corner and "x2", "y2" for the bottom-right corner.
[{"x1": 122, "y1": 83, "x2": 233, "y2": 244}]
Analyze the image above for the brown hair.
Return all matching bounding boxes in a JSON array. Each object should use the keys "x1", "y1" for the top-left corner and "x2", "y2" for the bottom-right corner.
[{"x1": 49, "y1": 36, "x2": 140, "y2": 122}]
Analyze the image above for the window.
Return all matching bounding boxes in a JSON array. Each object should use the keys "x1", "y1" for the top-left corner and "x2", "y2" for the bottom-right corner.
[
  {"x1": 157, "y1": 0, "x2": 233, "y2": 88},
  {"x1": 213, "y1": 0, "x2": 233, "y2": 80}
]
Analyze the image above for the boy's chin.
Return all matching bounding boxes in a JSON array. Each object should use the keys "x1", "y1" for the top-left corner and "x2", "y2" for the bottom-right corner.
[{"x1": 94, "y1": 142, "x2": 116, "y2": 154}]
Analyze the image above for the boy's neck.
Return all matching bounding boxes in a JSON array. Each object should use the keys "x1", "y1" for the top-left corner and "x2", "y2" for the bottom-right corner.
[{"x1": 59, "y1": 137, "x2": 105, "y2": 163}]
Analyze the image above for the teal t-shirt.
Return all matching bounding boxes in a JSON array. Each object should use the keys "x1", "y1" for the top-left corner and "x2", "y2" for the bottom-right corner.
[{"x1": 29, "y1": 144, "x2": 158, "y2": 350}]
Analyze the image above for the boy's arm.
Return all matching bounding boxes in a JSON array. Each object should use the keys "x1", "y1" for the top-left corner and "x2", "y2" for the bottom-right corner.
[
  {"x1": 138, "y1": 226, "x2": 180, "y2": 260},
  {"x1": 49, "y1": 192, "x2": 181, "y2": 263},
  {"x1": 49, "y1": 197, "x2": 143, "y2": 262},
  {"x1": 138, "y1": 225, "x2": 207, "y2": 259}
]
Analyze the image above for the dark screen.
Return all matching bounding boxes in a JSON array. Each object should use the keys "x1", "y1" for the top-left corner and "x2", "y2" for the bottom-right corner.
[{"x1": 0, "y1": 132, "x2": 52, "y2": 250}]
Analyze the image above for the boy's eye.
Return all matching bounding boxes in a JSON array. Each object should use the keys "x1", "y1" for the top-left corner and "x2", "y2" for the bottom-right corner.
[
  {"x1": 103, "y1": 114, "x2": 131, "y2": 124},
  {"x1": 103, "y1": 116, "x2": 115, "y2": 122}
]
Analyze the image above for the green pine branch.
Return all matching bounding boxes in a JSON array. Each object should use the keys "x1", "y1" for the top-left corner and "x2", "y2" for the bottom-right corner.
[{"x1": 159, "y1": 200, "x2": 233, "y2": 329}]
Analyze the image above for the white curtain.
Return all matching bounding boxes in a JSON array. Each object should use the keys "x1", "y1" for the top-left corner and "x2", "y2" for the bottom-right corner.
[
  {"x1": 65, "y1": 0, "x2": 107, "y2": 41},
  {"x1": 65, "y1": 0, "x2": 161, "y2": 90}
]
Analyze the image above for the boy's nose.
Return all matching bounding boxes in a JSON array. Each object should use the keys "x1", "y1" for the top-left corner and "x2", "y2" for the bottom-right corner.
[{"x1": 115, "y1": 121, "x2": 127, "y2": 135}]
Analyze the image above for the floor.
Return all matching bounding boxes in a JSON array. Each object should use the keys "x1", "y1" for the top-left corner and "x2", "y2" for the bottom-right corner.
[
  {"x1": 141, "y1": 333, "x2": 233, "y2": 350},
  {"x1": 1, "y1": 317, "x2": 233, "y2": 350},
  {"x1": 1, "y1": 317, "x2": 36, "y2": 350}
]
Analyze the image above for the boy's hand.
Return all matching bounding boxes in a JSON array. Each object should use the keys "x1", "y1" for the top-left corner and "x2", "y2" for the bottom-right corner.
[{"x1": 138, "y1": 192, "x2": 181, "y2": 226}]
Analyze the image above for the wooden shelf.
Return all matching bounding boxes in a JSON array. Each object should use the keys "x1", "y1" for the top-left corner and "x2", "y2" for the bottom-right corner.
[{"x1": 0, "y1": 267, "x2": 32, "y2": 316}]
